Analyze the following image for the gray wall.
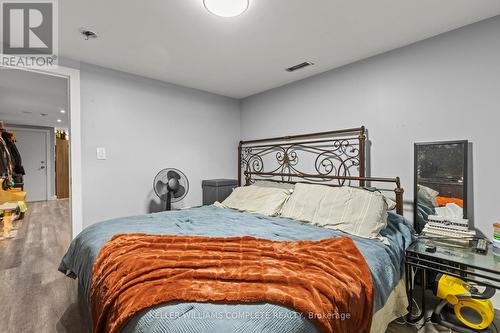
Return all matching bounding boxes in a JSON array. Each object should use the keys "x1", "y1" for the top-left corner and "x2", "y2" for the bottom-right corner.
[
  {"x1": 240, "y1": 16, "x2": 500, "y2": 237},
  {"x1": 81, "y1": 64, "x2": 240, "y2": 227}
]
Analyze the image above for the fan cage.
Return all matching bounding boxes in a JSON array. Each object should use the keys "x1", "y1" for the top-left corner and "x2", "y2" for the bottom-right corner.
[{"x1": 153, "y1": 168, "x2": 189, "y2": 203}]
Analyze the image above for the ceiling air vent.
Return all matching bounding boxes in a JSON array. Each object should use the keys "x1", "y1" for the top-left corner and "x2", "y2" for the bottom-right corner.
[
  {"x1": 286, "y1": 61, "x2": 314, "y2": 72},
  {"x1": 79, "y1": 28, "x2": 99, "y2": 40}
]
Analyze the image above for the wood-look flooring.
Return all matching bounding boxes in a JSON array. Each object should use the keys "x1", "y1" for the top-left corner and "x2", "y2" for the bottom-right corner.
[
  {"x1": 0, "y1": 200, "x2": 85, "y2": 333},
  {"x1": 0, "y1": 200, "x2": 497, "y2": 333}
]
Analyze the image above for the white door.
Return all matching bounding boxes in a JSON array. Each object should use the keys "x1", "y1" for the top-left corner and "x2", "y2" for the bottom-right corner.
[{"x1": 14, "y1": 129, "x2": 48, "y2": 202}]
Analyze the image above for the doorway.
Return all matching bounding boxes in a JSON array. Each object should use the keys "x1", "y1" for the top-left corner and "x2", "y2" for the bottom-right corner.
[
  {"x1": 0, "y1": 64, "x2": 82, "y2": 238},
  {"x1": 0, "y1": 67, "x2": 69, "y2": 208},
  {"x1": 9, "y1": 128, "x2": 51, "y2": 202}
]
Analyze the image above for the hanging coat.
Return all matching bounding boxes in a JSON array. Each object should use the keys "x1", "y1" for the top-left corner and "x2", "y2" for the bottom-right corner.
[
  {"x1": 0, "y1": 135, "x2": 13, "y2": 188},
  {"x1": 2, "y1": 132, "x2": 25, "y2": 175}
]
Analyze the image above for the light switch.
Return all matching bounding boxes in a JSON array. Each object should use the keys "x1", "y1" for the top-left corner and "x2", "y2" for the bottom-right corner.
[{"x1": 96, "y1": 147, "x2": 107, "y2": 160}]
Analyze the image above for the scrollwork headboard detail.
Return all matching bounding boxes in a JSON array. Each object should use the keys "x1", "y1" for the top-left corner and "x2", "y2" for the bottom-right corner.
[
  {"x1": 238, "y1": 126, "x2": 405, "y2": 215},
  {"x1": 239, "y1": 127, "x2": 367, "y2": 185}
]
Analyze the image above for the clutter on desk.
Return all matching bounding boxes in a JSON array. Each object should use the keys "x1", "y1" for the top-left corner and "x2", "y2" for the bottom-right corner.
[{"x1": 494, "y1": 223, "x2": 500, "y2": 262}]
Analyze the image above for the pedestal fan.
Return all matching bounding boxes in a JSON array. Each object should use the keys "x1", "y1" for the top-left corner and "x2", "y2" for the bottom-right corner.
[{"x1": 153, "y1": 168, "x2": 189, "y2": 211}]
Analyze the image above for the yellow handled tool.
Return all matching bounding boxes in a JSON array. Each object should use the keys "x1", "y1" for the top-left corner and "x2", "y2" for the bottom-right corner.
[{"x1": 432, "y1": 274, "x2": 495, "y2": 332}]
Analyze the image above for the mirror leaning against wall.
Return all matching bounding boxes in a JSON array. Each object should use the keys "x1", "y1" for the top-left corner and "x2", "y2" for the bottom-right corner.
[{"x1": 414, "y1": 140, "x2": 469, "y2": 234}]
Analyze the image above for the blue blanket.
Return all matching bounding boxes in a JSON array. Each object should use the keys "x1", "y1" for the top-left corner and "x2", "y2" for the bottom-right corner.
[{"x1": 59, "y1": 206, "x2": 414, "y2": 333}]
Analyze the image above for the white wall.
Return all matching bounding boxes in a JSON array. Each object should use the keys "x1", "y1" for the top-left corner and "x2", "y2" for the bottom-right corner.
[
  {"x1": 81, "y1": 64, "x2": 240, "y2": 227},
  {"x1": 240, "y1": 16, "x2": 500, "y2": 237}
]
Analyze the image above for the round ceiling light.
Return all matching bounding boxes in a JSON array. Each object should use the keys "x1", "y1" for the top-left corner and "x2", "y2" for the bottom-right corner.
[{"x1": 203, "y1": 0, "x2": 249, "y2": 17}]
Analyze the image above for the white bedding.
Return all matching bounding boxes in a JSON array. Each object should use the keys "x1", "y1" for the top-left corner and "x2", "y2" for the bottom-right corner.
[
  {"x1": 371, "y1": 278, "x2": 408, "y2": 333},
  {"x1": 434, "y1": 202, "x2": 463, "y2": 219}
]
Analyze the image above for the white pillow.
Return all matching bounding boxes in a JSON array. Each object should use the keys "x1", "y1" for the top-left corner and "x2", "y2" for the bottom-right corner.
[
  {"x1": 385, "y1": 197, "x2": 397, "y2": 211},
  {"x1": 417, "y1": 185, "x2": 439, "y2": 207},
  {"x1": 280, "y1": 184, "x2": 349, "y2": 222},
  {"x1": 281, "y1": 183, "x2": 389, "y2": 239},
  {"x1": 221, "y1": 186, "x2": 291, "y2": 216},
  {"x1": 359, "y1": 187, "x2": 396, "y2": 210},
  {"x1": 253, "y1": 180, "x2": 295, "y2": 191}
]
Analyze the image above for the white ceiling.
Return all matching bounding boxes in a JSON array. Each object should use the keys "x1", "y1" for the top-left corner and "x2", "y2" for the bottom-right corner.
[
  {"x1": 0, "y1": 68, "x2": 69, "y2": 128},
  {"x1": 60, "y1": 0, "x2": 500, "y2": 98}
]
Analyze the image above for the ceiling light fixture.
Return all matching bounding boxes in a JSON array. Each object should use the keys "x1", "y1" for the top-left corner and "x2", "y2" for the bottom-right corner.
[
  {"x1": 57, "y1": 119, "x2": 62, "y2": 123},
  {"x1": 60, "y1": 109, "x2": 66, "y2": 114},
  {"x1": 203, "y1": 0, "x2": 249, "y2": 17}
]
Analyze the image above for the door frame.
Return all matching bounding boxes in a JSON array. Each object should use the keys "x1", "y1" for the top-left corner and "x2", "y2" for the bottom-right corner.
[
  {"x1": 3, "y1": 65, "x2": 82, "y2": 238},
  {"x1": 6, "y1": 126, "x2": 52, "y2": 201}
]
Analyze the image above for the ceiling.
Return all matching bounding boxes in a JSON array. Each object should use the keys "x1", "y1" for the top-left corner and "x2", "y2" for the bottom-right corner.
[
  {"x1": 0, "y1": 68, "x2": 69, "y2": 128},
  {"x1": 60, "y1": 0, "x2": 500, "y2": 98}
]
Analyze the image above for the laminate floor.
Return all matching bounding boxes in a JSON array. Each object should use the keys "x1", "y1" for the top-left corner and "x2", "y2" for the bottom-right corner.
[
  {"x1": 0, "y1": 200, "x2": 498, "y2": 333},
  {"x1": 0, "y1": 200, "x2": 85, "y2": 333}
]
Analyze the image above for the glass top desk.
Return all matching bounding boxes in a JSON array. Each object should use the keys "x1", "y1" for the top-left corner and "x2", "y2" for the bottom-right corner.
[{"x1": 405, "y1": 238, "x2": 500, "y2": 323}]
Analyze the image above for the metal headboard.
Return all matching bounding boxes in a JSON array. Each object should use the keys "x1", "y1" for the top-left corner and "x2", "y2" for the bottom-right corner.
[{"x1": 238, "y1": 127, "x2": 404, "y2": 215}]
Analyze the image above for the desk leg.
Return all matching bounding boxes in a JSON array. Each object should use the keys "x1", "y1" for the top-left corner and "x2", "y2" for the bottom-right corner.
[
  {"x1": 406, "y1": 265, "x2": 427, "y2": 324},
  {"x1": 406, "y1": 262, "x2": 414, "y2": 318},
  {"x1": 2, "y1": 211, "x2": 12, "y2": 239}
]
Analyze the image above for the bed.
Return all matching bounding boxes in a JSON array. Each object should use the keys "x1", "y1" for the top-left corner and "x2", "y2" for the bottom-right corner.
[{"x1": 59, "y1": 127, "x2": 415, "y2": 333}]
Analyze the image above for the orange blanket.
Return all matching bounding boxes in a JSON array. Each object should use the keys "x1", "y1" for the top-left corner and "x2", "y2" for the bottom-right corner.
[
  {"x1": 435, "y1": 196, "x2": 464, "y2": 208},
  {"x1": 90, "y1": 234, "x2": 374, "y2": 333}
]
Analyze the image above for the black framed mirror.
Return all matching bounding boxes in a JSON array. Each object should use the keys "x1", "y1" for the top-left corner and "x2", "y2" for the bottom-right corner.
[{"x1": 414, "y1": 140, "x2": 468, "y2": 233}]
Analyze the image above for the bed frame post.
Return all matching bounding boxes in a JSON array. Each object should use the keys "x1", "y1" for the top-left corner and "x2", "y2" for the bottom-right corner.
[
  {"x1": 359, "y1": 126, "x2": 366, "y2": 186},
  {"x1": 395, "y1": 177, "x2": 404, "y2": 216},
  {"x1": 238, "y1": 141, "x2": 242, "y2": 186}
]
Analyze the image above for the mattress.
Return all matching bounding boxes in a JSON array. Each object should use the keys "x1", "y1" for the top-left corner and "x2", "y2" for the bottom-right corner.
[{"x1": 60, "y1": 205, "x2": 414, "y2": 333}]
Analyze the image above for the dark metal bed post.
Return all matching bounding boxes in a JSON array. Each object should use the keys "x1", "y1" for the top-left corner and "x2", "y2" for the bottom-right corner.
[
  {"x1": 358, "y1": 126, "x2": 366, "y2": 186},
  {"x1": 238, "y1": 141, "x2": 243, "y2": 186},
  {"x1": 395, "y1": 177, "x2": 404, "y2": 216}
]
